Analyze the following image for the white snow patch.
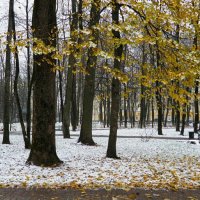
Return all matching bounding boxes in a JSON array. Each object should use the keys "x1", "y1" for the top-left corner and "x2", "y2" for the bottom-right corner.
[{"x1": 0, "y1": 130, "x2": 200, "y2": 189}]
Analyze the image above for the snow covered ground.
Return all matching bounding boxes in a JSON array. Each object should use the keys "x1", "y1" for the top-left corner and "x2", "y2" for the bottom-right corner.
[
  {"x1": 0, "y1": 127, "x2": 200, "y2": 190},
  {"x1": 0, "y1": 122, "x2": 199, "y2": 139}
]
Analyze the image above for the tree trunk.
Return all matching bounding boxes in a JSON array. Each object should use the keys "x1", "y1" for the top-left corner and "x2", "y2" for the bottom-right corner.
[
  {"x1": 139, "y1": 90, "x2": 145, "y2": 128},
  {"x1": 26, "y1": 0, "x2": 62, "y2": 166},
  {"x1": 119, "y1": 107, "x2": 123, "y2": 127},
  {"x1": 70, "y1": 0, "x2": 78, "y2": 131},
  {"x1": 193, "y1": 18, "x2": 199, "y2": 133},
  {"x1": 106, "y1": 76, "x2": 110, "y2": 127},
  {"x1": 175, "y1": 24, "x2": 181, "y2": 132},
  {"x1": 180, "y1": 104, "x2": 186, "y2": 136},
  {"x1": 124, "y1": 85, "x2": 127, "y2": 128},
  {"x1": 107, "y1": 1, "x2": 123, "y2": 159},
  {"x1": 63, "y1": 66, "x2": 72, "y2": 138},
  {"x1": 78, "y1": 0, "x2": 100, "y2": 145},
  {"x1": 63, "y1": 0, "x2": 78, "y2": 138},
  {"x1": 139, "y1": 44, "x2": 146, "y2": 128},
  {"x1": 155, "y1": 47, "x2": 163, "y2": 135},
  {"x1": 151, "y1": 97, "x2": 154, "y2": 128},
  {"x1": 194, "y1": 80, "x2": 199, "y2": 133},
  {"x1": 103, "y1": 97, "x2": 107, "y2": 128},
  {"x1": 58, "y1": 70, "x2": 64, "y2": 122},
  {"x1": 127, "y1": 95, "x2": 131, "y2": 127},
  {"x1": 12, "y1": 6, "x2": 30, "y2": 149},
  {"x1": 146, "y1": 100, "x2": 150, "y2": 124},
  {"x1": 76, "y1": 72, "x2": 82, "y2": 126},
  {"x1": 2, "y1": 0, "x2": 13, "y2": 144},
  {"x1": 172, "y1": 104, "x2": 175, "y2": 126},
  {"x1": 175, "y1": 102, "x2": 180, "y2": 131},
  {"x1": 71, "y1": 73, "x2": 77, "y2": 131},
  {"x1": 124, "y1": 100, "x2": 127, "y2": 128},
  {"x1": 26, "y1": 0, "x2": 32, "y2": 145},
  {"x1": 156, "y1": 86, "x2": 163, "y2": 135},
  {"x1": 76, "y1": 0, "x2": 83, "y2": 127},
  {"x1": 99, "y1": 97, "x2": 103, "y2": 123},
  {"x1": 164, "y1": 98, "x2": 170, "y2": 127},
  {"x1": 186, "y1": 101, "x2": 190, "y2": 126}
]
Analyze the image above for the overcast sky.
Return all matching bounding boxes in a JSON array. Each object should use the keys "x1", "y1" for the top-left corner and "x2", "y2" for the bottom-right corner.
[{"x1": 0, "y1": 0, "x2": 34, "y2": 35}]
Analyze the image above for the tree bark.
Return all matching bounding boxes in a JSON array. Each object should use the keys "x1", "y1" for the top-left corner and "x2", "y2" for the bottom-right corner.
[
  {"x1": 12, "y1": 4, "x2": 31, "y2": 149},
  {"x1": 194, "y1": 80, "x2": 199, "y2": 133},
  {"x1": 78, "y1": 0, "x2": 100, "y2": 145},
  {"x1": 71, "y1": 73, "x2": 77, "y2": 131},
  {"x1": 26, "y1": 0, "x2": 62, "y2": 166},
  {"x1": 2, "y1": 0, "x2": 13, "y2": 144},
  {"x1": 106, "y1": 1, "x2": 123, "y2": 159},
  {"x1": 106, "y1": 74, "x2": 111, "y2": 127},
  {"x1": 180, "y1": 104, "x2": 186, "y2": 136},
  {"x1": 63, "y1": 0, "x2": 78, "y2": 138},
  {"x1": 124, "y1": 85, "x2": 127, "y2": 128},
  {"x1": 103, "y1": 97, "x2": 107, "y2": 128},
  {"x1": 193, "y1": 17, "x2": 199, "y2": 133},
  {"x1": 26, "y1": 0, "x2": 32, "y2": 145},
  {"x1": 58, "y1": 70, "x2": 64, "y2": 122},
  {"x1": 151, "y1": 97, "x2": 154, "y2": 128},
  {"x1": 63, "y1": 67, "x2": 72, "y2": 138},
  {"x1": 139, "y1": 44, "x2": 146, "y2": 128},
  {"x1": 175, "y1": 24, "x2": 180, "y2": 132},
  {"x1": 155, "y1": 47, "x2": 163, "y2": 135},
  {"x1": 164, "y1": 98, "x2": 170, "y2": 127}
]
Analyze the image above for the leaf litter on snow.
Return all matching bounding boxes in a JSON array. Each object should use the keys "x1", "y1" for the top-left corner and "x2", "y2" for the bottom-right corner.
[{"x1": 0, "y1": 128, "x2": 200, "y2": 190}]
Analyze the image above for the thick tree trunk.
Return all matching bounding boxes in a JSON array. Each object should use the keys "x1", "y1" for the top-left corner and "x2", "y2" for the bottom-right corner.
[
  {"x1": 2, "y1": 0, "x2": 13, "y2": 144},
  {"x1": 26, "y1": 0, "x2": 62, "y2": 166},
  {"x1": 107, "y1": 1, "x2": 123, "y2": 159},
  {"x1": 78, "y1": 0, "x2": 100, "y2": 145}
]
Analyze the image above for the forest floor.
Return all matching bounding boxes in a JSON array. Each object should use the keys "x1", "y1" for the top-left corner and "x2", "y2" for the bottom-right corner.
[{"x1": 0, "y1": 125, "x2": 200, "y2": 199}]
